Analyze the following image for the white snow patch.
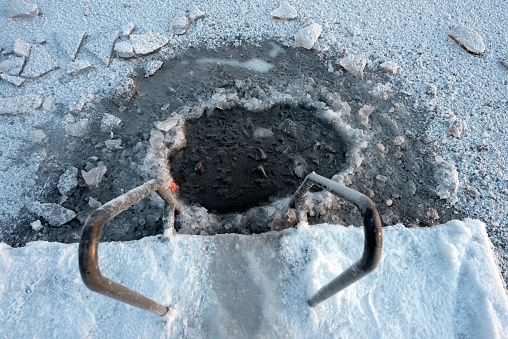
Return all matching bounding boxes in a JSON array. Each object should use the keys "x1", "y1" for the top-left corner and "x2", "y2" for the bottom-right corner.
[{"x1": 0, "y1": 220, "x2": 506, "y2": 337}]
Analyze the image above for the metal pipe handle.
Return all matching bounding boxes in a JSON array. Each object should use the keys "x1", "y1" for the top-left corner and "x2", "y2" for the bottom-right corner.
[
  {"x1": 79, "y1": 179, "x2": 181, "y2": 316},
  {"x1": 292, "y1": 172, "x2": 383, "y2": 307}
]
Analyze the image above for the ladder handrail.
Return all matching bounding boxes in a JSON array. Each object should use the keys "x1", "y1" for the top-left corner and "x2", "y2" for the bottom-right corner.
[
  {"x1": 79, "y1": 173, "x2": 381, "y2": 314},
  {"x1": 78, "y1": 179, "x2": 181, "y2": 316},
  {"x1": 292, "y1": 172, "x2": 383, "y2": 307}
]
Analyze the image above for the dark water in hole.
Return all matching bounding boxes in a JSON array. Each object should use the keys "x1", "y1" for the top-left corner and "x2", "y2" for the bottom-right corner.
[{"x1": 170, "y1": 105, "x2": 348, "y2": 213}]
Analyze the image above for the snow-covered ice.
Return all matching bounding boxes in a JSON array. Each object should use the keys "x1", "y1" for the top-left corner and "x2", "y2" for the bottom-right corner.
[
  {"x1": 1, "y1": 0, "x2": 508, "y2": 335},
  {"x1": 0, "y1": 220, "x2": 506, "y2": 337}
]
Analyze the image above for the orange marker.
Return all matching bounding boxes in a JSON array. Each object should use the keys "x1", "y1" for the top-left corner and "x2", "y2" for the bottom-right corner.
[{"x1": 168, "y1": 182, "x2": 179, "y2": 192}]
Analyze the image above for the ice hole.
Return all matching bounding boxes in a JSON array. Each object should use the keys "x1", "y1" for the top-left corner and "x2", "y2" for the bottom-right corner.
[{"x1": 169, "y1": 105, "x2": 349, "y2": 214}]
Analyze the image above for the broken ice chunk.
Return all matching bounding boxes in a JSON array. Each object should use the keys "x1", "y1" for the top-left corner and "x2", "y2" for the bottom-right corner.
[
  {"x1": 0, "y1": 73, "x2": 25, "y2": 86},
  {"x1": 242, "y1": 97, "x2": 269, "y2": 112},
  {"x1": 121, "y1": 22, "x2": 135, "y2": 37},
  {"x1": 100, "y1": 113, "x2": 122, "y2": 131},
  {"x1": 0, "y1": 59, "x2": 12, "y2": 73},
  {"x1": 270, "y1": 1, "x2": 297, "y2": 20},
  {"x1": 65, "y1": 118, "x2": 90, "y2": 137},
  {"x1": 379, "y1": 60, "x2": 400, "y2": 75},
  {"x1": 293, "y1": 155, "x2": 308, "y2": 178},
  {"x1": 293, "y1": 19, "x2": 322, "y2": 50},
  {"x1": 30, "y1": 220, "x2": 43, "y2": 231},
  {"x1": 6, "y1": 0, "x2": 39, "y2": 19},
  {"x1": 114, "y1": 40, "x2": 135, "y2": 58},
  {"x1": 6, "y1": 55, "x2": 24, "y2": 76},
  {"x1": 42, "y1": 96, "x2": 52, "y2": 110},
  {"x1": 253, "y1": 127, "x2": 273, "y2": 139},
  {"x1": 28, "y1": 202, "x2": 76, "y2": 227},
  {"x1": 145, "y1": 60, "x2": 163, "y2": 77},
  {"x1": 164, "y1": 124, "x2": 187, "y2": 152},
  {"x1": 105, "y1": 139, "x2": 122, "y2": 150},
  {"x1": 448, "y1": 118, "x2": 466, "y2": 138},
  {"x1": 130, "y1": 31, "x2": 169, "y2": 55},
  {"x1": 88, "y1": 197, "x2": 102, "y2": 209},
  {"x1": 57, "y1": 167, "x2": 78, "y2": 195},
  {"x1": 112, "y1": 77, "x2": 138, "y2": 107},
  {"x1": 66, "y1": 60, "x2": 93, "y2": 76},
  {"x1": 448, "y1": 26, "x2": 485, "y2": 54},
  {"x1": 435, "y1": 159, "x2": 459, "y2": 199},
  {"x1": 187, "y1": 106, "x2": 203, "y2": 120},
  {"x1": 29, "y1": 129, "x2": 46, "y2": 143},
  {"x1": 357, "y1": 104, "x2": 375, "y2": 125},
  {"x1": 393, "y1": 136, "x2": 405, "y2": 146},
  {"x1": 155, "y1": 116, "x2": 180, "y2": 132},
  {"x1": 188, "y1": 4, "x2": 205, "y2": 21},
  {"x1": 340, "y1": 53, "x2": 367, "y2": 80},
  {"x1": 21, "y1": 45, "x2": 59, "y2": 79},
  {"x1": 150, "y1": 129, "x2": 165, "y2": 149},
  {"x1": 13, "y1": 38, "x2": 31, "y2": 57},
  {"x1": 81, "y1": 165, "x2": 107, "y2": 187},
  {"x1": 0, "y1": 95, "x2": 42, "y2": 115},
  {"x1": 369, "y1": 83, "x2": 392, "y2": 100},
  {"x1": 171, "y1": 13, "x2": 190, "y2": 35}
]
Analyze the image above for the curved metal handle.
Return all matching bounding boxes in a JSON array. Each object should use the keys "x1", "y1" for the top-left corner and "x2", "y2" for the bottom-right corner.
[
  {"x1": 292, "y1": 172, "x2": 383, "y2": 307},
  {"x1": 78, "y1": 179, "x2": 181, "y2": 316}
]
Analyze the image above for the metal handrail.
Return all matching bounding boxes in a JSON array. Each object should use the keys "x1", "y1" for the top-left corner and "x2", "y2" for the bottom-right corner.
[
  {"x1": 78, "y1": 179, "x2": 181, "y2": 316},
  {"x1": 292, "y1": 172, "x2": 383, "y2": 307}
]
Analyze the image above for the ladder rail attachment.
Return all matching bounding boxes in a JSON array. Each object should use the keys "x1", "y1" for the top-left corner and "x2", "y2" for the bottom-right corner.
[
  {"x1": 292, "y1": 172, "x2": 383, "y2": 307},
  {"x1": 78, "y1": 179, "x2": 181, "y2": 316}
]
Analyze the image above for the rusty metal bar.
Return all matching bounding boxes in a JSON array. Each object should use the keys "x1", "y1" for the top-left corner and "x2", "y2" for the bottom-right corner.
[
  {"x1": 78, "y1": 179, "x2": 181, "y2": 316},
  {"x1": 292, "y1": 172, "x2": 383, "y2": 307}
]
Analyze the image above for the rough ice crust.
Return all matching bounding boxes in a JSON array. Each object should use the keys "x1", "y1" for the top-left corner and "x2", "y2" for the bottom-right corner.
[{"x1": 55, "y1": 30, "x2": 86, "y2": 61}]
